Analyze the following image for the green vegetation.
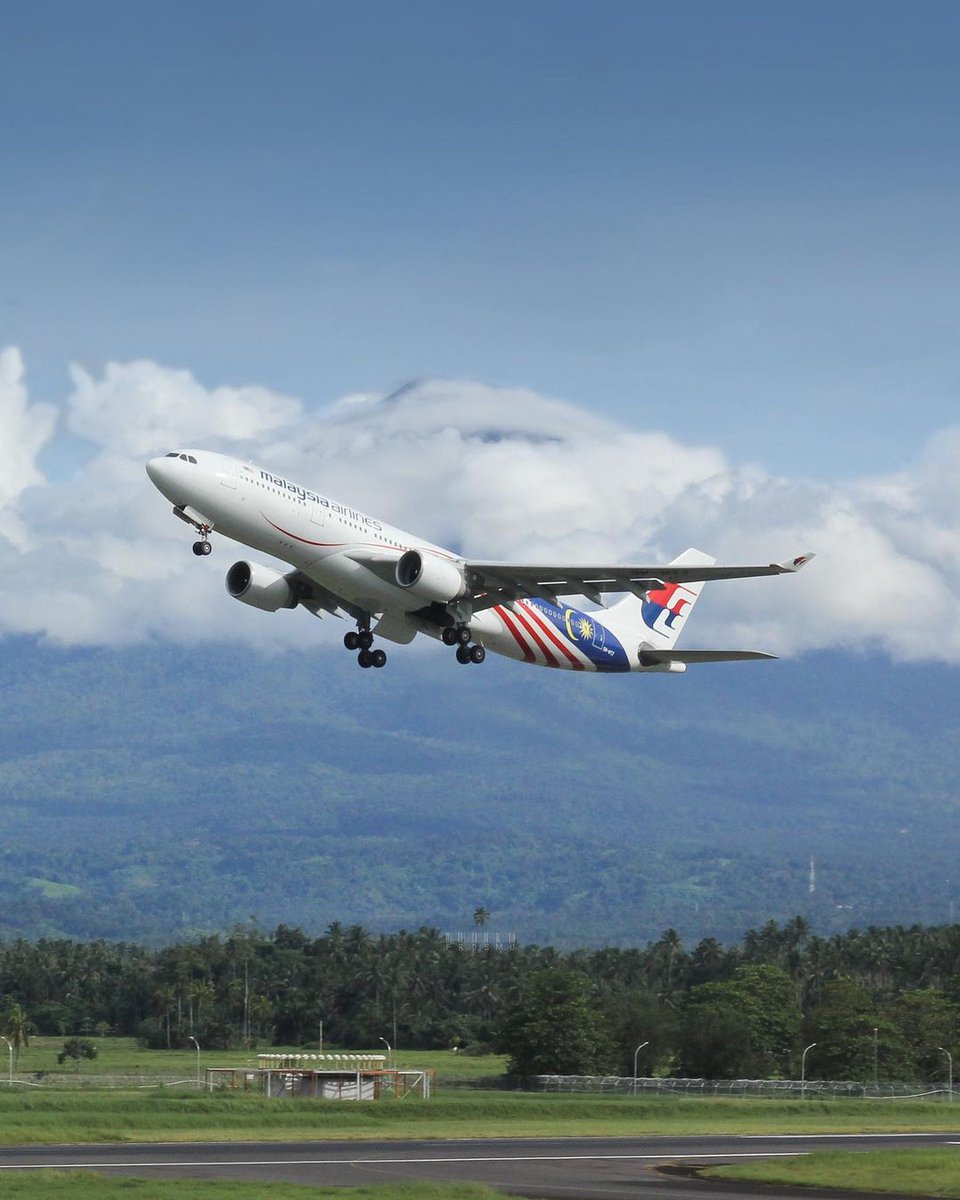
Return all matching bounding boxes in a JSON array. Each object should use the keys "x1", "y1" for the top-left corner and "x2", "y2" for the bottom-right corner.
[
  {"x1": 498, "y1": 967, "x2": 613, "y2": 1075},
  {"x1": 5, "y1": 1037, "x2": 505, "y2": 1085},
  {"x1": 0, "y1": 1176, "x2": 498, "y2": 1200},
  {"x1": 705, "y1": 1148, "x2": 960, "y2": 1196},
  {"x1": 3, "y1": 916, "x2": 959, "y2": 1082},
  {"x1": 2, "y1": 642, "x2": 960, "y2": 949},
  {"x1": 0, "y1": 1092, "x2": 954, "y2": 1146}
]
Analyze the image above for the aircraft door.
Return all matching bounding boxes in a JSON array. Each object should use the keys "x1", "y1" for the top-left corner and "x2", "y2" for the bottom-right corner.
[{"x1": 219, "y1": 457, "x2": 238, "y2": 489}]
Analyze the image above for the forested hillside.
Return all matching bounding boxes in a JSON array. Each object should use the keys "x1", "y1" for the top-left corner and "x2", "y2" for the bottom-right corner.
[
  {"x1": 1, "y1": 919, "x2": 958, "y2": 1081},
  {"x1": 1, "y1": 638, "x2": 958, "y2": 945}
]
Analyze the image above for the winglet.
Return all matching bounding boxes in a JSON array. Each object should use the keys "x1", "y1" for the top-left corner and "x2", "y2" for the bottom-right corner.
[{"x1": 777, "y1": 553, "x2": 815, "y2": 573}]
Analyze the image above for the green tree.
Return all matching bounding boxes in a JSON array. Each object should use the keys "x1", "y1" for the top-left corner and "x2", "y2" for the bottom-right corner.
[
  {"x1": 678, "y1": 964, "x2": 800, "y2": 1078},
  {"x1": 803, "y1": 977, "x2": 907, "y2": 1081},
  {"x1": 57, "y1": 1037, "x2": 97, "y2": 1072},
  {"x1": 885, "y1": 988, "x2": 958, "y2": 1081},
  {"x1": 498, "y1": 967, "x2": 613, "y2": 1076},
  {"x1": 2, "y1": 1002, "x2": 33, "y2": 1065}
]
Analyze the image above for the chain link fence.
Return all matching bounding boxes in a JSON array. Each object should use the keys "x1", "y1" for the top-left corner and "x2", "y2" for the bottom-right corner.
[
  {"x1": 2, "y1": 1073, "x2": 199, "y2": 1089},
  {"x1": 519, "y1": 1074, "x2": 953, "y2": 1100}
]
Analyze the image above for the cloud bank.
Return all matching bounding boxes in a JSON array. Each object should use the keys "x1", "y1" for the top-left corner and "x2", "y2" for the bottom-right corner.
[{"x1": 2, "y1": 347, "x2": 959, "y2": 662}]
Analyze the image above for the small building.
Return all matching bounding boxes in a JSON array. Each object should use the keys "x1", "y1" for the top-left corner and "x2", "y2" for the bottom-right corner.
[{"x1": 206, "y1": 1052, "x2": 435, "y2": 1100}]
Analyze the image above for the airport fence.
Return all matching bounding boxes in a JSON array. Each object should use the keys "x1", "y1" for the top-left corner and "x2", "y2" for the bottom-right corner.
[
  {"x1": 1, "y1": 1073, "x2": 199, "y2": 1089},
  {"x1": 519, "y1": 1075, "x2": 955, "y2": 1101}
]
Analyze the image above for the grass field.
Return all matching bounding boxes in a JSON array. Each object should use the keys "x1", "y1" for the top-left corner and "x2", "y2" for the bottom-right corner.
[
  {"x1": 7, "y1": 1038, "x2": 506, "y2": 1085},
  {"x1": 705, "y1": 1148, "x2": 960, "y2": 1196},
  {"x1": 0, "y1": 1090, "x2": 957, "y2": 1145},
  {"x1": 0, "y1": 1174, "x2": 499, "y2": 1200}
]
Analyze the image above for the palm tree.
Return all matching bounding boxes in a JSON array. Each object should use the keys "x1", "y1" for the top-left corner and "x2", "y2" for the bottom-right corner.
[
  {"x1": 3, "y1": 1002, "x2": 32, "y2": 1066},
  {"x1": 154, "y1": 985, "x2": 176, "y2": 1049}
]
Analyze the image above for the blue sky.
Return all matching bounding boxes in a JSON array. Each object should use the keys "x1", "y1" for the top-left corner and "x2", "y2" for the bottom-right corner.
[{"x1": 4, "y1": 1, "x2": 959, "y2": 480}]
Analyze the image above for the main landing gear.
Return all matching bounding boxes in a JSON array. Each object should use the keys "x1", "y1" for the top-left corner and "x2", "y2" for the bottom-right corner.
[
  {"x1": 441, "y1": 624, "x2": 485, "y2": 665},
  {"x1": 343, "y1": 627, "x2": 386, "y2": 669}
]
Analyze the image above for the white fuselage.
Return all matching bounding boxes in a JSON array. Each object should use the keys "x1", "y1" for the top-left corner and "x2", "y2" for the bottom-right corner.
[{"x1": 146, "y1": 449, "x2": 651, "y2": 671}]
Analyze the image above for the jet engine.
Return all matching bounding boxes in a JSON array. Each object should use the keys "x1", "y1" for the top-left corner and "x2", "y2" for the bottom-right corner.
[
  {"x1": 225, "y1": 561, "x2": 297, "y2": 612},
  {"x1": 395, "y1": 549, "x2": 469, "y2": 603}
]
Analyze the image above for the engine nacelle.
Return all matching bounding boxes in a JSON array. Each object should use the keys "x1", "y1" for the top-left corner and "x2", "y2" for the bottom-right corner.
[
  {"x1": 225, "y1": 560, "x2": 297, "y2": 612},
  {"x1": 395, "y1": 549, "x2": 469, "y2": 603}
]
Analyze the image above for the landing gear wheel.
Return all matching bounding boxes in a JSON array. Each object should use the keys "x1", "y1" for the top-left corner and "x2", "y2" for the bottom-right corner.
[
  {"x1": 456, "y1": 645, "x2": 472, "y2": 665},
  {"x1": 192, "y1": 540, "x2": 211, "y2": 556},
  {"x1": 456, "y1": 625, "x2": 471, "y2": 646},
  {"x1": 441, "y1": 627, "x2": 458, "y2": 647},
  {"x1": 358, "y1": 649, "x2": 373, "y2": 668},
  {"x1": 358, "y1": 630, "x2": 374, "y2": 651},
  {"x1": 469, "y1": 644, "x2": 486, "y2": 664},
  {"x1": 371, "y1": 648, "x2": 387, "y2": 668},
  {"x1": 344, "y1": 630, "x2": 360, "y2": 651}
]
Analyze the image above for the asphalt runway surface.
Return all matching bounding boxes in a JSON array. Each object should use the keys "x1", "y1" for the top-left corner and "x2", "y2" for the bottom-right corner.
[{"x1": 2, "y1": 1131, "x2": 959, "y2": 1198}]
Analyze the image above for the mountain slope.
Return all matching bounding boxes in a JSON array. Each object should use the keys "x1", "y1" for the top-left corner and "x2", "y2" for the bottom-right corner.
[{"x1": 0, "y1": 636, "x2": 956, "y2": 945}]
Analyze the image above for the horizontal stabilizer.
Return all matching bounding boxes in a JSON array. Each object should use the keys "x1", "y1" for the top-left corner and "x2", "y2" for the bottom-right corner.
[{"x1": 639, "y1": 649, "x2": 778, "y2": 666}]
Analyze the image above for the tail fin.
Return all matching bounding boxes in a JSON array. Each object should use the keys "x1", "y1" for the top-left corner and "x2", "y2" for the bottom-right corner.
[{"x1": 605, "y1": 548, "x2": 715, "y2": 650}]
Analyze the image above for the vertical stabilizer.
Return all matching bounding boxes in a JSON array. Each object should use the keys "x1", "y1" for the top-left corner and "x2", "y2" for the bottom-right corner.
[{"x1": 604, "y1": 548, "x2": 716, "y2": 650}]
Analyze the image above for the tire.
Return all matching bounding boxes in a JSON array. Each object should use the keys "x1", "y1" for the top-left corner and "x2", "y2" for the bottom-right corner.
[
  {"x1": 469, "y1": 644, "x2": 486, "y2": 664},
  {"x1": 456, "y1": 645, "x2": 471, "y2": 664},
  {"x1": 358, "y1": 649, "x2": 373, "y2": 668},
  {"x1": 371, "y1": 649, "x2": 387, "y2": 668},
  {"x1": 344, "y1": 631, "x2": 360, "y2": 650}
]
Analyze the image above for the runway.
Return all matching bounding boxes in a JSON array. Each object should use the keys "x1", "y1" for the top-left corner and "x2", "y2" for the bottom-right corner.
[{"x1": 2, "y1": 1131, "x2": 958, "y2": 1198}]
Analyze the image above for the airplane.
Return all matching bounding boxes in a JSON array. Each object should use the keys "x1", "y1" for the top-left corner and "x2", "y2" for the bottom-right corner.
[{"x1": 146, "y1": 449, "x2": 812, "y2": 673}]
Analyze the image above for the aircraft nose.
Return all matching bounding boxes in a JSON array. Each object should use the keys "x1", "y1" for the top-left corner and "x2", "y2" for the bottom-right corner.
[
  {"x1": 146, "y1": 455, "x2": 178, "y2": 497},
  {"x1": 145, "y1": 457, "x2": 165, "y2": 486}
]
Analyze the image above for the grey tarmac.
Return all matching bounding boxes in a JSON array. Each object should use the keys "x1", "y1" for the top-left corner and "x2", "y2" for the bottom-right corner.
[{"x1": 2, "y1": 1131, "x2": 960, "y2": 1198}]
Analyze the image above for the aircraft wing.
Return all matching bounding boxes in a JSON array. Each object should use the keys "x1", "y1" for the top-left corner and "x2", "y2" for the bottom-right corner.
[{"x1": 465, "y1": 554, "x2": 813, "y2": 606}]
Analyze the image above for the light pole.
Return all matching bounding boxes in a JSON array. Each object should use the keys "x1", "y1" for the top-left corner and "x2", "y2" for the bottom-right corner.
[
  {"x1": 188, "y1": 1036, "x2": 200, "y2": 1088},
  {"x1": 379, "y1": 1036, "x2": 392, "y2": 1068},
  {"x1": 632, "y1": 1041, "x2": 649, "y2": 1096},
  {"x1": 801, "y1": 1042, "x2": 817, "y2": 1100},
  {"x1": 873, "y1": 1027, "x2": 879, "y2": 1089},
  {"x1": 0, "y1": 1035, "x2": 11, "y2": 1085},
  {"x1": 938, "y1": 1047, "x2": 953, "y2": 1102}
]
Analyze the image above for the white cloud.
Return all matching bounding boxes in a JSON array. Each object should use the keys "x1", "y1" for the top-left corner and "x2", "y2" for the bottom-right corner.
[
  {"x1": 2, "y1": 347, "x2": 960, "y2": 664},
  {"x1": 0, "y1": 347, "x2": 58, "y2": 548},
  {"x1": 66, "y1": 359, "x2": 302, "y2": 457}
]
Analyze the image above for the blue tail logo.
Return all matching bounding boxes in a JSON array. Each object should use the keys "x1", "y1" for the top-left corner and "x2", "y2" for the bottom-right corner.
[{"x1": 641, "y1": 581, "x2": 695, "y2": 635}]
